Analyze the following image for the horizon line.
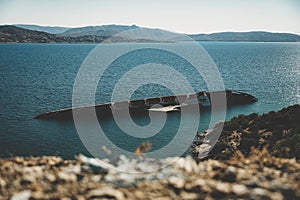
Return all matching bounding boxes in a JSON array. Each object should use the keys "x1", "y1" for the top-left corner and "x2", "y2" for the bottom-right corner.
[{"x1": 2, "y1": 23, "x2": 300, "y2": 35}]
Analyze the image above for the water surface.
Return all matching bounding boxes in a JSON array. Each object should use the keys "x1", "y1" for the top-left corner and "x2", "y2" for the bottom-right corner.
[{"x1": 0, "y1": 42, "x2": 299, "y2": 158}]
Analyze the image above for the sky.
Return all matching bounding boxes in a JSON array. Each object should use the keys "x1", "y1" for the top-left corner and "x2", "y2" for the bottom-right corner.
[{"x1": 0, "y1": 0, "x2": 299, "y2": 34}]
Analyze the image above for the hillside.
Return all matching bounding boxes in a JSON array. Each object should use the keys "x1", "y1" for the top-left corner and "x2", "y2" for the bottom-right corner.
[
  {"x1": 189, "y1": 31, "x2": 300, "y2": 42},
  {"x1": 59, "y1": 24, "x2": 139, "y2": 37},
  {"x1": 0, "y1": 25, "x2": 107, "y2": 43},
  {"x1": 192, "y1": 104, "x2": 300, "y2": 161},
  {"x1": 15, "y1": 24, "x2": 70, "y2": 34},
  {"x1": 0, "y1": 25, "x2": 57, "y2": 43},
  {"x1": 0, "y1": 25, "x2": 173, "y2": 43}
]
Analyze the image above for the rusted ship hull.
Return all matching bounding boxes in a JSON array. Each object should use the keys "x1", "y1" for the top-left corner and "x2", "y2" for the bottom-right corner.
[{"x1": 34, "y1": 90, "x2": 258, "y2": 120}]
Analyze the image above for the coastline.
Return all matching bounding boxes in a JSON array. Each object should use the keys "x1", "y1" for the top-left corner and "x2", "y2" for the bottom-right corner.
[
  {"x1": 192, "y1": 104, "x2": 300, "y2": 161},
  {"x1": 1, "y1": 25, "x2": 300, "y2": 43}
]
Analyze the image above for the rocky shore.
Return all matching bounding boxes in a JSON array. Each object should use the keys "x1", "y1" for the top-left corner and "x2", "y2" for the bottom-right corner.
[
  {"x1": 192, "y1": 104, "x2": 300, "y2": 161},
  {"x1": 1, "y1": 105, "x2": 300, "y2": 200}
]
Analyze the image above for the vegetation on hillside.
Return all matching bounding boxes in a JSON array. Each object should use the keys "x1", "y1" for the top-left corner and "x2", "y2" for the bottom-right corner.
[
  {"x1": 192, "y1": 104, "x2": 300, "y2": 160},
  {"x1": 0, "y1": 25, "x2": 107, "y2": 43}
]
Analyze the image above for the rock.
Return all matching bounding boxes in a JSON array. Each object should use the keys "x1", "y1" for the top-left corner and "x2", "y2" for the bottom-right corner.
[
  {"x1": 47, "y1": 157, "x2": 62, "y2": 166},
  {"x1": 77, "y1": 154, "x2": 109, "y2": 173},
  {"x1": 63, "y1": 165, "x2": 81, "y2": 174},
  {"x1": 57, "y1": 171, "x2": 77, "y2": 182},
  {"x1": 0, "y1": 178, "x2": 6, "y2": 188},
  {"x1": 23, "y1": 166, "x2": 43, "y2": 176},
  {"x1": 31, "y1": 190, "x2": 44, "y2": 199},
  {"x1": 91, "y1": 175, "x2": 102, "y2": 182},
  {"x1": 251, "y1": 188, "x2": 269, "y2": 198},
  {"x1": 168, "y1": 176, "x2": 185, "y2": 189},
  {"x1": 215, "y1": 182, "x2": 231, "y2": 194},
  {"x1": 135, "y1": 159, "x2": 161, "y2": 172},
  {"x1": 21, "y1": 175, "x2": 35, "y2": 184},
  {"x1": 180, "y1": 191, "x2": 199, "y2": 199},
  {"x1": 235, "y1": 168, "x2": 249, "y2": 180},
  {"x1": 232, "y1": 184, "x2": 248, "y2": 196},
  {"x1": 269, "y1": 192, "x2": 284, "y2": 200},
  {"x1": 45, "y1": 173, "x2": 56, "y2": 182},
  {"x1": 152, "y1": 197, "x2": 172, "y2": 200},
  {"x1": 172, "y1": 156, "x2": 199, "y2": 173},
  {"x1": 221, "y1": 166, "x2": 237, "y2": 182},
  {"x1": 87, "y1": 187, "x2": 124, "y2": 199},
  {"x1": 185, "y1": 178, "x2": 206, "y2": 192},
  {"x1": 10, "y1": 190, "x2": 31, "y2": 200}
]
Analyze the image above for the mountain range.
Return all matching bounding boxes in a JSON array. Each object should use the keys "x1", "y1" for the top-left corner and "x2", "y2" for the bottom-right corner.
[
  {"x1": 0, "y1": 24, "x2": 300, "y2": 43},
  {"x1": 15, "y1": 24, "x2": 70, "y2": 34}
]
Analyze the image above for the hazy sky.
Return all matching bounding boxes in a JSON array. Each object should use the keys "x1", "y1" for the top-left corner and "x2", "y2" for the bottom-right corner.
[{"x1": 0, "y1": 0, "x2": 299, "y2": 34}]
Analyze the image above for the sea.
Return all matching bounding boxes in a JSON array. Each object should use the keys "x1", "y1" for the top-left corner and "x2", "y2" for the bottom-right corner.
[{"x1": 0, "y1": 42, "x2": 299, "y2": 159}]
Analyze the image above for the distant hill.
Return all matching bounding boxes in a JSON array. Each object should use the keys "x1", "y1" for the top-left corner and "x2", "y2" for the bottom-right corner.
[
  {"x1": 1, "y1": 24, "x2": 300, "y2": 43},
  {"x1": 0, "y1": 25, "x2": 57, "y2": 43},
  {"x1": 15, "y1": 24, "x2": 70, "y2": 34},
  {"x1": 188, "y1": 31, "x2": 300, "y2": 42},
  {"x1": 59, "y1": 24, "x2": 139, "y2": 37},
  {"x1": 0, "y1": 25, "x2": 107, "y2": 43},
  {"x1": 0, "y1": 25, "x2": 177, "y2": 43}
]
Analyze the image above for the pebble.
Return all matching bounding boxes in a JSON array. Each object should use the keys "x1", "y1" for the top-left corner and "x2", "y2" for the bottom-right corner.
[
  {"x1": 91, "y1": 175, "x2": 102, "y2": 182},
  {"x1": 10, "y1": 190, "x2": 31, "y2": 200},
  {"x1": 63, "y1": 165, "x2": 81, "y2": 174},
  {"x1": 252, "y1": 188, "x2": 269, "y2": 198},
  {"x1": 215, "y1": 182, "x2": 231, "y2": 194},
  {"x1": 172, "y1": 156, "x2": 199, "y2": 173},
  {"x1": 180, "y1": 191, "x2": 199, "y2": 199},
  {"x1": 221, "y1": 166, "x2": 237, "y2": 182},
  {"x1": 57, "y1": 171, "x2": 77, "y2": 182},
  {"x1": 47, "y1": 157, "x2": 62, "y2": 165},
  {"x1": 232, "y1": 184, "x2": 248, "y2": 195},
  {"x1": 0, "y1": 178, "x2": 6, "y2": 188},
  {"x1": 45, "y1": 173, "x2": 56, "y2": 182},
  {"x1": 168, "y1": 176, "x2": 185, "y2": 188},
  {"x1": 31, "y1": 190, "x2": 44, "y2": 199},
  {"x1": 87, "y1": 187, "x2": 124, "y2": 199}
]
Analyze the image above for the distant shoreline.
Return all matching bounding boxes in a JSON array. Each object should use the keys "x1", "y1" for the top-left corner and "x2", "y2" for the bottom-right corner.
[{"x1": 1, "y1": 25, "x2": 300, "y2": 43}]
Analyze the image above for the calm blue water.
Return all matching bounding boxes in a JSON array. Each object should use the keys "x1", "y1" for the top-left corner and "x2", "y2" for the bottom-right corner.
[{"x1": 0, "y1": 42, "x2": 299, "y2": 158}]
